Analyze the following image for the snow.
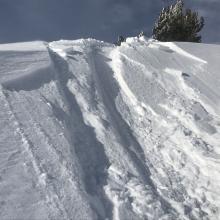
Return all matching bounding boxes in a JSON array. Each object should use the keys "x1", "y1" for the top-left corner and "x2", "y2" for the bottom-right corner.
[{"x1": 0, "y1": 37, "x2": 220, "y2": 220}]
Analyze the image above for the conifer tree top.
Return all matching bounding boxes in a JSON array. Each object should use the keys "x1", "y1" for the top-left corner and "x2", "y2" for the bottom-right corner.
[{"x1": 152, "y1": 0, "x2": 204, "y2": 42}]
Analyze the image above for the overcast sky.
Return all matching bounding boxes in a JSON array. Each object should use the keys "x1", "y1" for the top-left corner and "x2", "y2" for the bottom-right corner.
[{"x1": 0, "y1": 0, "x2": 219, "y2": 44}]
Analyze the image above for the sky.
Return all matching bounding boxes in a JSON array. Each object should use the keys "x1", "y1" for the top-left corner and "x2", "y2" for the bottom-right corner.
[{"x1": 0, "y1": 0, "x2": 219, "y2": 44}]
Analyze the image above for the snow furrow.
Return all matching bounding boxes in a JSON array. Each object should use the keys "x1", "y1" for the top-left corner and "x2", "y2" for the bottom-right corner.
[{"x1": 48, "y1": 48, "x2": 112, "y2": 220}]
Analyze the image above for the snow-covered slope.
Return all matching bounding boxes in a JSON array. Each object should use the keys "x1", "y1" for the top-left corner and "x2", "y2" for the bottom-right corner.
[{"x1": 0, "y1": 37, "x2": 220, "y2": 220}]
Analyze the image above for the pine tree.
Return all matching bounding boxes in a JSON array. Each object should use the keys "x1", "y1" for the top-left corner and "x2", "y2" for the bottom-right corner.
[{"x1": 152, "y1": 0, "x2": 204, "y2": 42}]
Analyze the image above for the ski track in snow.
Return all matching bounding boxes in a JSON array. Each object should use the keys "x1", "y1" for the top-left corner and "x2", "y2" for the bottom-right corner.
[{"x1": 0, "y1": 38, "x2": 220, "y2": 220}]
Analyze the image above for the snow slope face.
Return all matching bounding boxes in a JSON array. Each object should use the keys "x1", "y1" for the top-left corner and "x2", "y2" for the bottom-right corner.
[{"x1": 0, "y1": 38, "x2": 220, "y2": 220}]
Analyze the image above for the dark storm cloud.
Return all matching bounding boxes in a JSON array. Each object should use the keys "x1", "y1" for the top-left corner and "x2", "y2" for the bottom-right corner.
[{"x1": 0, "y1": 0, "x2": 219, "y2": 43}]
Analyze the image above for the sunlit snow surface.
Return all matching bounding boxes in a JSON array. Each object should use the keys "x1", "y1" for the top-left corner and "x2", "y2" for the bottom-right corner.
[{"x1": 0, "y1": 37, "x2": 220, "y2": 220}]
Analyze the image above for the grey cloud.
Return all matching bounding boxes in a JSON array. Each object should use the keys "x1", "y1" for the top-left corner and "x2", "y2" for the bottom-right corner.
[{"x1": 0, "y1": 0, "x2": 219, "y2": 43}]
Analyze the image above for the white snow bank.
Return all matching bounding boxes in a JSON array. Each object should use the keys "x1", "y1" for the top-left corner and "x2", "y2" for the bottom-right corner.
[
  {"x1": 0, "y1": 41, "x2": 47, "y2": 51},
  {"x1": 0, "y1": 41, "x2": 55, "y2": 91},
  {"x1": 0, "y1": 38, "x2": 220, "y2": 220}
]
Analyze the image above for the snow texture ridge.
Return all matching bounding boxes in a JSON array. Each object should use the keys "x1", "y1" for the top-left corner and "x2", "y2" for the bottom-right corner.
[{"x1": 0, "y1": 37, "x2": 220, "y2": 220}]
